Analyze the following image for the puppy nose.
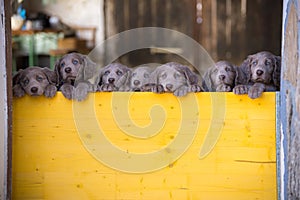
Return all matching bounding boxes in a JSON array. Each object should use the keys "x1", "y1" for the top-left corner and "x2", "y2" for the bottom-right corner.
[
  {"x1": 65, "y1": 67, "x2": 72, "y2": 73},
  {"x1": 219, "y1": 75, "x2": 226, "y2": 80},
  {"x1": 31, "y1": 87, "x2": 38, "y2": 93},
  {"x1": 108, "y1": 78, "x2": 115, "y2": 83},
  {"x1": 256, "y1": 69, "x2": 264, "y2": 76},
  {"x1": 166, "y1": 84, "x2": 173, "y2": 90},
  {"x1": 133, "y1": 80, "x2": 140, "y2": 86}
]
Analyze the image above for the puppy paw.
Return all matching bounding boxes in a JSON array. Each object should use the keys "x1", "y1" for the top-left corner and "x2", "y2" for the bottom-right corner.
[
  {"x1": 100, "y1": 83, "x2": 118, "y2": 92},
  {"x1": 233, "y1": 85, "x2": 249, "y2": 95},
  {"x1": 61, "y1": 84, "x2": 74, "y2": 100},
  {"x1": 216, "y1": 84, "x2": 232, "y2": 92},
  {"x1": 44, "y1": 85, "x2": 57, "y2": 98},
  {"x1": 13, "y1": 85, "x2": 25, "y2": 98},
  {"x1": 190, "y1": 84, "x2": 202, "y2": 92},
  {"x1": 174, "y1": 88, "x2": 188, "y2": 97},
  {"x1": 141, "y1": 83, "x2": 157, "y2": 92},
  {"x1": 74, "y1": 82, "x2": 90, "y2": 101},
  {"x1": 248, "y1": 84, "x2": 265, "y2": 99},
  {"x1": 153, "y1": 84, "x2": 165, "y2": 93}
]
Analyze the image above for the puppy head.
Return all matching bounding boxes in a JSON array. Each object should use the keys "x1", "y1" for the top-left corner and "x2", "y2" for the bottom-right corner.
[
  {"x1": 202, "y1": 61, "x2": 236, "y2": 91},
  {"x1": 241, "y1": 51, "x2": 281, "y2": 85},
  {"x1": 130, "y1": 66, "x2": 154, "y2": 91},
  {"x1": 153, "y1": 62, "x2": 197, "y2": 92},
  {"x1": 13, "y1": 67, "x2": 56, "y2": 96},
  {"x1": 55, "y1": 52, "x2": 86, "y2": 85},
  {"x1": 100, "y1": 63, "x2": 131, "y2": 87}
]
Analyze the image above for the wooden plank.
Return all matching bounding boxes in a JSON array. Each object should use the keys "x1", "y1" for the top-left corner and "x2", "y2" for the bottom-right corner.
[
  {"x1": 12, "y1": 92, "x2": 277, "y2": 199},
  {"x1": 1, "y1": 0, "x2": 12, "y2": 199}
]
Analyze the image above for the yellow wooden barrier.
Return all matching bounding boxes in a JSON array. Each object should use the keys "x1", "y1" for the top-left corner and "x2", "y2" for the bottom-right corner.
[{"x1": 12, "y1": 92, "x2": 277, "y2": 200}]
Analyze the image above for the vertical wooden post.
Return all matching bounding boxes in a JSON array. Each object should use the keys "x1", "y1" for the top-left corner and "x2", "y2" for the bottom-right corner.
[
  {"x1": 0, "y1": 0, "x2": 12, "y2": 199},
  {"x1": 281, "y1": 0, "x2": 300, "y2": 199}
]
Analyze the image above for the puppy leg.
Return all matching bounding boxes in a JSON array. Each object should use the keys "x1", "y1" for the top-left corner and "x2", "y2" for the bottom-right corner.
[
  {"x1": 248, "y1": 83, "x2": 265, "y2": 99},
  {"x1": 100, "y1": 83, "x2": 118, "y2": 92},
  {"x1": 74, "y1": 82, "x2": 90, "y2": 101},
  {"x1": 216, "y1": 84, "x2": 232, "y2": 92},
  {"x1": 174, "y1": 85, "x2": 189, "y2": 97},
  {"x1": 44, "y1": 84, "x2": 57, "y2": 98},
  {"x1": 13, "y1": 85, "x2": 25, "y2": 98},
  {"x1": 233, "y1": 85, "x2": 250, "y2": 95},
  {"x1": 140, "y1": 83, "x2": 164, "y2": 93},
  {"x1": 60, "y1": 83, "x2": 74, "y2": 100}
]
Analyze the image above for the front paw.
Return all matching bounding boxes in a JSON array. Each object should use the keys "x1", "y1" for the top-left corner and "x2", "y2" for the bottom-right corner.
[
  {"x1": 44, "y1": 85, "x2": 57, "y2": 98},
  {"x1": 216, "y1": 84, "x2": 232, "y2": 92},
  {"x1": 100, "y1": 83, "x2": 118, "y2": 92},
  {"x1": 190, "y1": 84, "x2": 202, "y2": 92},
  {"x1": 74, "y1": 82, "x2": 89, "y2": 101},
  {"x1": 60, "y1": 84, "x2": 74, "y2": 100},
  {"x1": 248, "y1": 85, "x2": 264, "y2": 99},
  {"x1": 141, "y1": 83, "x2": 158, "y2": 92},
  {"x1": 13, "y1": 85, "x2": 25, "y2": 98},
  {"x1": 174, "y1": 86, "x2": 189, "y2": 97},
  {"x1": 152, "y1": 84, "x2": 165, "y2": 93},
  {"x1": 233, "y1": 85, "x2": 249, "y2": 95}
]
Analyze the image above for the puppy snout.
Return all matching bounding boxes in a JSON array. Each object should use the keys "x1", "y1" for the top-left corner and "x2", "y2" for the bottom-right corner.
[
  {"x1": 219, "y1": 75, "x2": 226, "y2": 80},
  {"x1": 166, "y1": 84, "x2": 173, "y2": 90},
  {"x1": 31, "y1": 87, "x2": 38, "y2": 93},
  {"x1": 65, "y1": 67, "x2": 72, "y2": 73},
  {"x1": 108, "y1": 78, "x2": 115, "y2": 83},
  {"x1": 133, "y1": 80, "x2": 140, "y2": 86},
  {"x1": 256, "y1": 69, "x2": 264, "y2": 76}
]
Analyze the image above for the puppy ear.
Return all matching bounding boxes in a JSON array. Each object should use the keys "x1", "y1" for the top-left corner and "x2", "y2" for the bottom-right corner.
[
  {"x1": 42, "y1": 67, "x2": 57, "y2": 84},
  {"x1": 13, "y1": 69, "x2": 23, "y2": 86},
  {"x1": 202, "y1": 66, "x2": 215, "y2": 92},
  {"x1": 272, "y1": 56, "x2": 281, "y2": 88},
  {"x1": 54, "y1": 57, "x2": 63, "y2": 85},
  {"x1": 237, "y1": 55, "x2": 252, "y2": 84},
  {"x1": 12, "y1": 69, "x2": 26, "y2": 97},
  {"x1": 149, "y1": 67, "x2": 161, "y2": 84},
  {"x1": 178, "y1": 65, "x2": 199, "y2": 86}
]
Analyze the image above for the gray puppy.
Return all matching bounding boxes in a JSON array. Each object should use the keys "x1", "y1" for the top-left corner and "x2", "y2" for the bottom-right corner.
[
  {"x1": 145, "y1": 62, "x2": 201, "y2": 97},
  {"x1": 13, "y1": 66, "x2": 57, "y2": 98},
  {"x1": 202, "y1": 60, "x2": 237, "y2": 92},
  {"x1": 55, "y1": 52, "x2": 98, "y2": 101},
  {"x1": 130, "y1": 64, "x2": 159, "y2": 91},
  {"x1": 99, "y1": 63, "x2": 132, "y2": 91},
  {"x1": 233, "y1": 51, "x2": 281, "y2": 99}
]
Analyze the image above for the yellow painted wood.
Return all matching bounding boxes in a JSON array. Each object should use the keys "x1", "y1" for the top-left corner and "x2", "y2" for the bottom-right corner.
[{"x1": 12, "y1": 92, "x2": 277, "y2": 200}]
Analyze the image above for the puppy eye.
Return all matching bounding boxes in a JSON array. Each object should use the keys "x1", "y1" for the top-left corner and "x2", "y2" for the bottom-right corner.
[
  {"x1": 60, "y1": 62, "x2": 65, "y2": 68},
  {"x1": 174, "y1": 73, "x2": 182, "y2": 79},
  {"x1": 144, "y1": 73, "x2": 150, "y2": 78},
  {"x1": 104, "y1": 71, "x2": 110, "y2": 75},
  {"x1": 22, "y1": 79, "x2": 29, "y2": 86},
  {"x1": 116, "y1": 70, "x2": 123, "y2": 76},
  {"x1": 36, "y1": 75, "x2": 44, "y2": 82},
  {"x1": 72, "y1": 59, "x2": 79, "y2": 65},
  {"x1": 225, "y1": 67, "x2": 231, "y2": 72},
  {"x1": 252, "y1": 61, "x2": 258, "y2": 66},
  {"x1": 160, "y1": 73, "x2": 167, "y2": 79},
  {"x1": 265, "y1": 59, "x2": 271, "y2": 65},
  {"x1": 132, "y1": 72, "x2": 137, "y2": 77}
]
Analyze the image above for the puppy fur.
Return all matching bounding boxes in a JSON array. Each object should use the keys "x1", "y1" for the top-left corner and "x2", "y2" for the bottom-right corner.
[
  {"x1": 130, "y1": 64, "x2": 159, "y2": 91},
  {"x1": 233, "y1": 51, "x2": 281, "y2": 99},
  {"x1": 13, "y1": 66, "x2": 57, "y2": 98},
  {"x1": 145, "y1": 62, "x2": 201, "y2": 97},
  {"x1": 99, "y1": 63, "x2": 132, "y2": 91},
  {"x1": 55, "y1": 52, "x2": 98, "y2": 101},
  {"x1": 202, "y1": 60, "x2": 237, "y2": 92}
]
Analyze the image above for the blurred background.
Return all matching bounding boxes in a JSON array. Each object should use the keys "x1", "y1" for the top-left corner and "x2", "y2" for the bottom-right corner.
[{"x1": 11, "y1": 0, "x2": 282, "y2": 71}]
